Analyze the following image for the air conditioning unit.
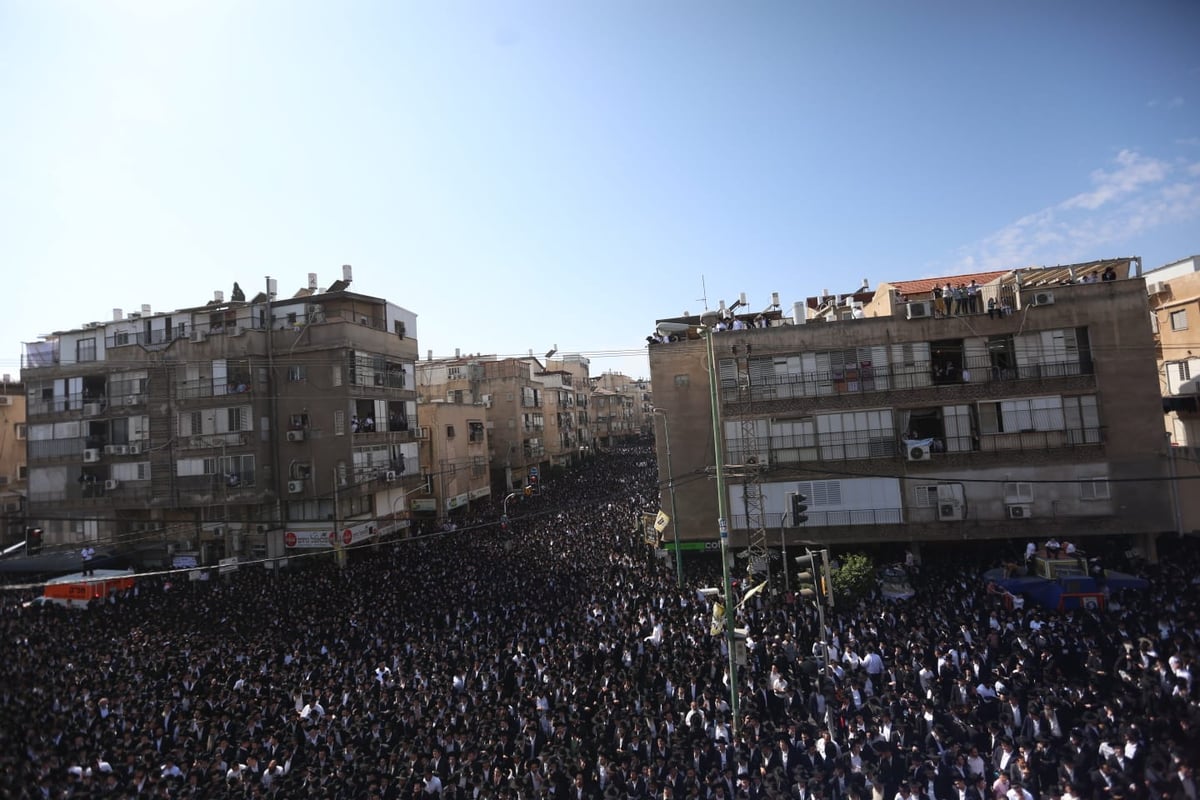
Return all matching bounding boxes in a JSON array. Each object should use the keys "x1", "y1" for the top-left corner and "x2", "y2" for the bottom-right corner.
[
  {"x1": 385, "y1": 470, "x2": 397, "y2": 482},
  {"x1": 83, "y1": 449, "x2": 101, "y2": 463},
  {"x1": 287, "y1": 480, "x2": 305, "y2": 494},
  {"x1": 906, "y1": 301, "x2": 932, "y2": 320},
  {"x1": 307, "y1": 304, "x2": 323, "y2": 315},
  {"x1": 1147, "y1": 281, "x2": 1167, "y2": 295},
  {"x1": 83, "y1": 402, "x2": 101, "y2": 416},
  {"x1": 1033, "y1": 291, "x2": 1055, "y2": 306},
  {"x1": 416, "y1": 427, "x2": 429, "y2": 440},
  {"x1": 286, "y1": 430, "x2": 305, "y2": 443},
  {"x1": 0, "y1": 396, "x2": 12, "y2": 406},
  {"x1": 104, "y1": 445, "x2": 128, "y2": 455},
  {"x1": 229, "y1": 325, "x2": 246, "y2": 337},
  {"x1": 104, "y1": 479, "x2": 120, "y2": 490},
  {"x1": 907, "y1": 444, "x2": 931, "y2": 462},
  {"x1": 191, "y1": 329, "x2": 207, "y2": 343},
  {"x1": 482, "y1": 394, "x2": 493, "y2": 408},
  {"x1": 937, "y1": 502, "x2": 964, "y2": 521},
  {"x1": 1008, "y1": 504, "x2": 1033, "y2": 519},
  {"x1": 127, "y1": 443, "x2": 142, "y2": 455},
  {"x1": 124, "y1": 395, "x2": 140, "y2": 406}
]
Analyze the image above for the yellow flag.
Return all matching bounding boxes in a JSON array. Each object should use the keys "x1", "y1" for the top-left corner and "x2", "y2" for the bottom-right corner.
[{"x1": 654, "y1": 510, "x2": 670, "y2": 533}]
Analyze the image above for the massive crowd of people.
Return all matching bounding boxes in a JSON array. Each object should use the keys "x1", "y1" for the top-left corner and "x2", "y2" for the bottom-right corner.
[{"x1": 0, "y1": 443, "x2": 1196, "y2": 800}]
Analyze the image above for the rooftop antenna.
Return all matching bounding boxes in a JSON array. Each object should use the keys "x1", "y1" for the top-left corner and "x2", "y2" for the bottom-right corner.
[{"x1": 696, "y1": 275, "x2": 709, "y2": 311}]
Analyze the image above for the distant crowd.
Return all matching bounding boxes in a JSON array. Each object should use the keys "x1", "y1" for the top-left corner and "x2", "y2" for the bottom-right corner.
[{"x1": 0, "y1": 442, "x2": 1196, "y2": 800}]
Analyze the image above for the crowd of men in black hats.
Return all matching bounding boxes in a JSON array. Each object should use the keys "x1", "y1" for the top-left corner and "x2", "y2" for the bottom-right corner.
[{"x1": 0, "y1": 442, "x2": 1196, "y2": 800}]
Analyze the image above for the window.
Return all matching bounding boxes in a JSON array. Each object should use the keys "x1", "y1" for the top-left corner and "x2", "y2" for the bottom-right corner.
[
  {"x1": 1079, "y1": 478, "x2": 1110, "y2": 500},
  {"x1": 1063, "y1": 395, "x2": 1102, "y2": 444},
  {"x1": 1171, "y1": 309, "x2": 1188, "y2": 331},
  {"x1": 468, "y1": 421, "x2": 485, "y2": 442},
  {"x1": 76, "y1": 338, "x2": 97, "y2": 362},
  {"x1": 1179, "y1": 362, "x2": 1191, "y2": 382},
  {"x1": 334, "y1": 410, "x2": 345, "y2": 436},
  {"x1": 815, "y1": 408, "x2": 895, "y2": 460},
  {"x1": 394, "y1": 320, "x2": 406, "y2": 338},
  {"x1": 228, "y1": 407, "x2": 248, "y2": 432},
  {"x1": 913, "y1": 485, "x2": 940, "y2": 507},
  {"x1": 978, "y1": 396, "x2": 1064, "y2": 434},
  {"x1": 288, "y1": 365, "x2": 307, "y2": 382},
  {"x1": 1003, "y1": 482, "x2": 1034, "y2": 502},
  {"x1": 17, "y1": 464, "x2": 27, "y2": 479},
  {"x1": 15, "y1": 424, "x2": 25, "y2": 440},
  {"x1": 446, "y1": 425, "x2": 456, "y2": 439}
]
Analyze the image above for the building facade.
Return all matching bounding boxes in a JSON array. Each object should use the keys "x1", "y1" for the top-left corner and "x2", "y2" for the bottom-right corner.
[
  {"x1": 0, "y1": 378, "x2": 27, "y2": 548},
  {"x1": 410, "y1": 400, "x2": 491, "y2": 524},
  {"x1": 649, "y1": 259, "x2": 1172, "y2": 559},
  {"x1": 20, "y1": 270, "x2": 423, "y2": 563},
  {"x1": 590, "y1": 372, "x2": 645, "y2": 447}
]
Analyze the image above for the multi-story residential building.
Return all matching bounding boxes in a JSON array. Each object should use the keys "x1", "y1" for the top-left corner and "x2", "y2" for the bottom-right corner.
[
  {"x1": 537, "y1": 366, "x2": 582, "y2": 469},
  {"x1": 546, "y1": 354, "x2": 593, "y2": 460},
  {"x1": 1143, "y1": 255, "x2": 1200, "y2": 533},
  {"x1": 407, "y1": 400, "x2": 490, "y2": 526},
  {"x1": 0, "y1": 377, "x2": 27, "y2": 547},
  {"x1": 590, "y1": 372, "x2": 644, "y2": 447},
  {"x1": 20, "y1": 268, "x2": 423, "y2": 564},
  {"x1": 416, "y1": 355, "x2": 546, "y2": 493},
  {"x1": 648, "y1": 258, "x2": 1173, "y2": 562}
]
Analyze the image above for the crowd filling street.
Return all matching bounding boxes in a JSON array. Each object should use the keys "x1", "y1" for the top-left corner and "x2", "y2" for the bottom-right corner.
[{"x1": 0, "y1": 443, "x2": 1197, "y2": 800}]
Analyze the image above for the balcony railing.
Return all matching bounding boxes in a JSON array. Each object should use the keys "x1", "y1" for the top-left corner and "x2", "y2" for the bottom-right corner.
[
  {"x1": 176, "y1": 379, "x2": 255, "y2": 400},
  {"x1": 730, "y1": 507, "x2": 904, "y2": 530},
  {"x1": 181, "y1": 432, "x2": 250, "y2": 450},
  {"x1": 722, "y1": 355, "x2": 1093, "y2": 402},
  {"x1": 727, "y1": 426, "x2": 1104, "y2": 465}
]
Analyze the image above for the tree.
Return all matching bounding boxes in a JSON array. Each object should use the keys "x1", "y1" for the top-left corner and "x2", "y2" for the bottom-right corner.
[{"x1": 831, "y1": 552, "x2": 875, "y2": 603}]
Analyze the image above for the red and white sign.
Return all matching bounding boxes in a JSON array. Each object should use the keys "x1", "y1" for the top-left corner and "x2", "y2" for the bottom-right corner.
[
  {"x1": 284, "y1": 531, "x2": 297, "y2": 548},
  {"x1": 343, "y1": 528, "x2": 353, "y2": 545}
]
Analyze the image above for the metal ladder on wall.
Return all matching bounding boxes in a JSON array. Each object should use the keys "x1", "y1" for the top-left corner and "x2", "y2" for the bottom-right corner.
[{"x1": 731, "y1": 375, "x2": 769, "y2": 580}]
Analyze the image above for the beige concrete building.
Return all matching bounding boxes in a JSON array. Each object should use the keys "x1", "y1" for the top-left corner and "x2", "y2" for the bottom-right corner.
[
  {"x1": 410, "y1": 400, "x2": 490, "y2": 524},
  {"x1": 1144, "y1": 255, "x2": 1200, "y2": 534},
  {"x1": 20, "y1": 268, "x2": 424, "y2": 564},
  {"x1": 416, "y1": 355, "x2": 548, "y2": 493},
  {"x1": 649, "y1": 258, "x2": 1172, "y2": 560},
  {"x1": 0, "y1": 378, "x2": 27, "y2": 547},
  {"x1": 545, "y1": 354, "x2": 593, "y2": 461},
  {"x1": 590, "y1": 372, "x2": 646, "y2": 447}
]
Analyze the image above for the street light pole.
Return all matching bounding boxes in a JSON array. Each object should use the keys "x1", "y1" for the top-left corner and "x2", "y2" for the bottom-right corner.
[
  {"x1": 652, "y1": 407, "x2": 683, "y2": 588},
  {"x1": 703, "y1": 324, "x2": 741, "y2": 742}
]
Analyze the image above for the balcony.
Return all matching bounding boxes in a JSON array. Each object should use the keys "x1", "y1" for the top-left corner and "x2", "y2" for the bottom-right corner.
[
  {"x1": 722, "y1": 355, "x2": 1094, "y2": 403},
  {"x1": 181, "y1": 432, "x2": 250, "y2": 450},
  {"x1": 729, "y1": 425, "x2": 1105, "y2": 466}
]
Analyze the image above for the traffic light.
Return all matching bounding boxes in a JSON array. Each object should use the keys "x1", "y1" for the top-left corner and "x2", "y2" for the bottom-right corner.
[
  {"x1": 26, "y1": 527, "x2": 42, "y2": 555},
  {"x1": 794, "y1": 550, "x2": 833, "y2": 605},
  {"x1": 789, "y1": 493, "x2": 809, "y2": 526}
]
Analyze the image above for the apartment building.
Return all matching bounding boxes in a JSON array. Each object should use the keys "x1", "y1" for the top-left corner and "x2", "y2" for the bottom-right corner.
[
  {"x1": 0, "y1": 378, "x2": 26, "y2": 547},
  {"x1": 590, "y1": 372, "x2": 646, "y2": 447},
  {"x1": 416, "y1": 355, "x2": 547, "y2": 493},
  {"x1": 408, "y1": 400, "x2": 490, "y2": 525},
  {"x1": 546, "y1": 354, "x2": 593, "y2": 460},
  {"x1": 20, "y1": 268, "x2": 423, "y2": 563},
  {"x1": 1144, "y1": 255, "x2": 1200, "y2": 533},
  {"x1": 648, "y1": 258, "x2": 1172, "y2": 560}
]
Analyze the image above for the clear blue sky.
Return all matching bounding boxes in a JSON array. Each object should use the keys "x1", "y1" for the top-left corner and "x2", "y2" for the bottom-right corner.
[{"x1": 2, "y1": 0, "x2": 1198, "y2": 383}]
